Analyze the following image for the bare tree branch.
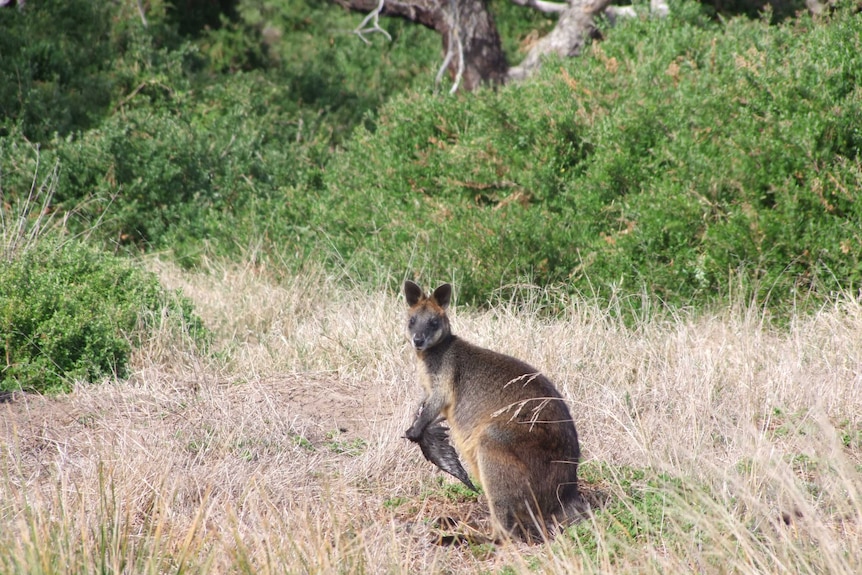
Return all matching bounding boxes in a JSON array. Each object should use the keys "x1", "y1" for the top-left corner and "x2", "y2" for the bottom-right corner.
[
  {"x1": 604, "y1": 4, "x2": 636, "y2": 23},
  {"x1": 435, "y1": 36, "x2": 456, "y2": 86},
  {"x1": 353, "y1": 0, "x2": 393, "y2": 43},
  {"x1": 508, "y1": 0, "x2": 613, "y2": 82},
  {"x1": 509, "y1": 0, "x2": 568, "y2": 13},
  {"x1": 338, "y1": 0, "x2": 634, "y2": 90},
  {"x1": 451, "y1": 17, "x2": 465, "y2": 93},
  {"x1": 337, "y1": 0, "x2": 506, "y2": 91},
  {"x1": 651, "y1": 0, "x2": 669, "y2": 17},
  {"x1": 136, "y1": 0, "x2": 149, "y2": 27},
  {"x1": 436, "y1": 0, "x2": 466, "y2": 93},
  {"x1": 335, "y1": 0, "x2": 446, "y2": 32}
]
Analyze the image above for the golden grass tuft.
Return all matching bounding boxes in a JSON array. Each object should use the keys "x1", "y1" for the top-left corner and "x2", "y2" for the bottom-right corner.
[{"x1": 2, "y1": 259, "x2": 860, "y2": 573}]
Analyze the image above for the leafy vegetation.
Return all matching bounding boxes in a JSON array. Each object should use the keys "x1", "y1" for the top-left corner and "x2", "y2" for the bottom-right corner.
[
  {"x1": 0, "y1": 0, "x2": 436, "y2": 390},
  {"x1": 1, "y1": 0, "x2": 441, "y2": 263},
  {"x1": 319, "y1": 4, "x2": 862, "y2": 308},
  {"x1": 5, "y1": 0, "x2": 855, "y2": 314},
  {"x1": 0, "y1": 234, "x2": 206, "y2": 393},
  {"x1": 0, "y1": 0, "x2": 115, "y2": 141},
  {"x1": 1, "y1": 0, "x2": 861, "y2": 390},
  {"x1": 566, "y1": 464, "x2": 704, "y2": 562}
]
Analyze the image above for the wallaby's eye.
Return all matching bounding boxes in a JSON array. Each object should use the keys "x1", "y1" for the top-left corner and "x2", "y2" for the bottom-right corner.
[
  {"x1": 429, "y1": 319, "x2": 440, "y2": 329},
  {"x1": 408, "y1": 317, "x2": 416, "y2": 327}
]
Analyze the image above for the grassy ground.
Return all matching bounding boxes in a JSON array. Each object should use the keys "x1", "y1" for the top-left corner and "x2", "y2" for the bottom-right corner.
[{"x1": 2, "y1": 260, "x2": 860, "y2": 573}]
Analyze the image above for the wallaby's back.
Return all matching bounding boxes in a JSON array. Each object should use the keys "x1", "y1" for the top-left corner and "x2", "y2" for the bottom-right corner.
[{"x1": 403, "y1": 281, "x2": 580, "y2": 541}]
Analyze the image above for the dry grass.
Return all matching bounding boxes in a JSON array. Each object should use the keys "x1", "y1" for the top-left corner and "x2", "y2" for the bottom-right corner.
[{"x1": 2, "y1": 259, "x2": 860, "y2": 574}]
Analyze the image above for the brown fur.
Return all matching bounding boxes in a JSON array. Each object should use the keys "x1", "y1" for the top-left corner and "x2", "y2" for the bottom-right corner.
[{"x1": 403, "y1": 281, "x2": 581, "y2": 541}]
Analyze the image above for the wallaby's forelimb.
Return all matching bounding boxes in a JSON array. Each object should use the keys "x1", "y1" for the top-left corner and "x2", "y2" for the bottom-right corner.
[{"x1": 405, "y1": 393, "x2": 444, "y2": 441}]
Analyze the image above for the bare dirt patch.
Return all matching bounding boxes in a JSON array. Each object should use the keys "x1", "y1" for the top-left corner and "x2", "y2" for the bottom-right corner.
[{"x1": 2, "y1": 369, "x2": 396, "y2": 488}]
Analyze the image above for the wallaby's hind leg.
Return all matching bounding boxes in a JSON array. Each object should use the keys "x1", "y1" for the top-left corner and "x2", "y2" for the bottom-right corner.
[{"x1": 475, "y1": 439, "x2": 548, "y2": 542}]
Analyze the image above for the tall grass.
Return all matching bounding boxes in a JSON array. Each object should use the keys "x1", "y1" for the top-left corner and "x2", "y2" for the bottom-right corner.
[
  {"x1": 1, "y1": 152, "x2": 61, "y2": 262},
  {"x1": 2, "y1": 260, "x2": 858, "y2": 573}
]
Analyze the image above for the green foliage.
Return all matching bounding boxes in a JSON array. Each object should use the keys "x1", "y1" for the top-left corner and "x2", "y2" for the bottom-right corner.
[
  {"x1": 420, "y1": 475, "x2": 482, "y2": 502},
  {"x1": 312, "y1": 4, "x2": 862, "y2": 311},
  {"x1": 0, "y1": 71, "x2": 330, "y2": 266},
  {"x1": 292, "y1": 433, "x2": 315, "y2": 452},
  {"x1": 567, "y1": 464, "x2": 703, "y2": 563},
  {"x1": 2, "y1": 0, "x2": 861, "y2": 319},
  {"x1": 0, "y1": 237, "x2": 206, "y2": 393},
  {"x1": 324, "y1": 430, "x2": 368, "y2": 456},
  {"x1": 199, "y1": 0, "x2": 442, "y2": 141},
  {"x1": 0, "y1": 0, "x2": 191, "y2": 141},
  {"x1": 0, "y1": 0, "x2": 440, "y2": 266},
  {"x1": 53, "y1": 73, "x2": 324, "y2": 260},
  {"x1": 0, "y1": 0, "x2": 115, "y2": 141},
  {"x1": 438, "y1": 477, "x2": 481, "y2": 501}
]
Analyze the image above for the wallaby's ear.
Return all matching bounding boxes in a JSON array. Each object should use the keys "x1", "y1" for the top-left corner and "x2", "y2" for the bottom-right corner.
[
  {"x1": 404, "y1": 280, "x2": 423, "y2": 307},
  {"x1": 432, "y1": 284, "x2": 452, "y2": 309}
]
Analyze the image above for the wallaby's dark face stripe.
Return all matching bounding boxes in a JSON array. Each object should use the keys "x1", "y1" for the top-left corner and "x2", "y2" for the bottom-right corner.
[
  {"x1": 406, "y1": 299, "x2": 450, "y2": 351},
  {"x1": 404, "y1": 281, "x2": 451, "y2": 351}
]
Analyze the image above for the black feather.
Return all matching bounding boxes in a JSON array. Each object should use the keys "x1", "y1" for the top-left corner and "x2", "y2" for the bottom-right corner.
[{"x1": 410, "y1": 419, "x2": 477, "y2": 492}]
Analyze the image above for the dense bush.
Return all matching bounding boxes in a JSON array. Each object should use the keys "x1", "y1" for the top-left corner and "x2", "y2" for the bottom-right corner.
[
  {"x1": 0, "y1": 0, "x2": 440, "y2": 262},
  {"x1": 1, "y1": 0, "x2": 860, "y2": 319},
  {"x1": 0, "y1": 237, "x2": 206, "y2": 393},
  {"x1": 222, "y1": 0, "x2": 441, "y2": 142},
  {"x1": 310, "y1": 5, "x2": 862, "y2": 310},
  {"x1": 0, "y1": 0, "x2": 115, "y2": 141},
  {"x1": 0, "y1": 0, "x2": 193, "y2": 140},
  {"x1": 51, "y1": 73, "x2": 325, "y2": 262}
]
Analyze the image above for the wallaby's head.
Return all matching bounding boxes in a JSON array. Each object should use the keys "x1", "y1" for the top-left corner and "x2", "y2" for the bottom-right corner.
[{"x1": 403, "y1": 281, "x2": 452, "y2": 352}]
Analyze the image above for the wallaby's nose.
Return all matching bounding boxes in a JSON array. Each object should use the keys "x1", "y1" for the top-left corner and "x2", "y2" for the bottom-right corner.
[{"x1": 412, "y1": 335, "x2": 425, "y2": 349}]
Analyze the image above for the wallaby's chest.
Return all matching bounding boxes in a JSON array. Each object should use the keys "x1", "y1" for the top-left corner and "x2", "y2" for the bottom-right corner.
[
  {"x1": 415, "y1": 354, "x2": 479, "y2": 471},
  {"x1": 416, "y1": 358, "x2": 454, "y2": 395}
]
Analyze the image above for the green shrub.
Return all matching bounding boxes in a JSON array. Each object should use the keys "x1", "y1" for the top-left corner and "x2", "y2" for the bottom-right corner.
[
  {"x1": 0, "y1": 237, "x2": 206, "y2": 393},
  {"x1": 197, "y1": 0, "x2": 442, "y2": 141},
  {"x1": 0, "y1": 0, "x2": 214, "y2": 143},
  {"x1": 0, "y1": 0, "x2": 440, "y2": 265},
  {"x1": 3, "y1": 0, "x2": 859, "y2": 318},
  {"x1": 0, "y1": 68, "x2": 330, "y2": 264},
  {"x1": 307, "y1": 4, "x2": 862, "y2": 311},
  {"x1": 0, "y1": 0, "x2": 118, "y2": 141}
]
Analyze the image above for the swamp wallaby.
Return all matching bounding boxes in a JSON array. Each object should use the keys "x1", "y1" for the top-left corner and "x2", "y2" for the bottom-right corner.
[{"x1": 403, "y1": 281, "x2": 581, "y2": 541}]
